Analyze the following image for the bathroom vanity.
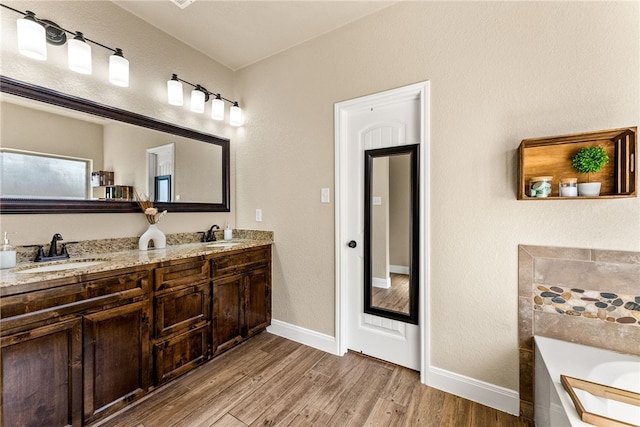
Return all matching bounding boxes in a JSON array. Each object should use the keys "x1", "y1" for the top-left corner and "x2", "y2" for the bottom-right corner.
[{"x1": 0, "y1": 239, "x2": 271, "y2": 427}]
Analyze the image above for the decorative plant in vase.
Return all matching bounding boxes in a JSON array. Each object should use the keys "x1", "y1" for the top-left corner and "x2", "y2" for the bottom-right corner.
[
  {"x1": 571, "y1": 146, "x2": 609, "y2": 196},
  {"x1": 136, "y1": 192, "x2": 168, "y2": 250}
]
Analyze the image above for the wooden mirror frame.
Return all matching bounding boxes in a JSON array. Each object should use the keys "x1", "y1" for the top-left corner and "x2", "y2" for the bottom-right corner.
[
  {"x1": 363, "y1": 144, "x2": 419, "y2": 324},
  {"x1": 0, "y1": 75, "x2": 230, "y2": 214}
]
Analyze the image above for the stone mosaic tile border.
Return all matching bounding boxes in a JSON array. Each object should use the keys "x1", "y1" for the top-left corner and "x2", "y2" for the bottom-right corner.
[{"x1": 534, "y1": 285, "x2": 640, "y2": 326}]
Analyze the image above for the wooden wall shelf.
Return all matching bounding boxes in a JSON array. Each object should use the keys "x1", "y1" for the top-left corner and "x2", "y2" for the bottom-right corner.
[{"x1": 518, "y1": 127, "x2": 637, "y2": 200}]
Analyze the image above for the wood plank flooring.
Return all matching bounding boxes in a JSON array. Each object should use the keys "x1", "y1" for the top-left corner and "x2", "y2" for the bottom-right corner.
[{"x1": 96, "y1": 333, "x2": 531, "y2": 427}]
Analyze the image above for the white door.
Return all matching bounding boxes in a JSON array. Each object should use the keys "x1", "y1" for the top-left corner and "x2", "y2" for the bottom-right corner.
[{"x1": 336, "y1": 83, "x2": 428, "y2": 371}]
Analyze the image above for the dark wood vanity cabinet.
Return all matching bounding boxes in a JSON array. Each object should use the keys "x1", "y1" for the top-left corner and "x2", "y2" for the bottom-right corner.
[
  {"x1": 0, "y1": 267, "x2": 152, "y2": 427},
  {"x1": 152, "y1": 258, "x2": 211, "y2": 384},
  {"x1": 211, "y1": 246, "x2": 272, "y2": 355},
  {"x1": 0, "y1": 244, "x2": 271, "y2": 426}
]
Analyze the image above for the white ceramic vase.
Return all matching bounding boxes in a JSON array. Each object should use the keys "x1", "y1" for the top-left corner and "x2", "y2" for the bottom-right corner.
[
  {"x1": 139, "y1": 224, "x2": 166, "y2": 250},
  {"x1": 577, "y1": 182, "x2": 601, "y2": 197}
]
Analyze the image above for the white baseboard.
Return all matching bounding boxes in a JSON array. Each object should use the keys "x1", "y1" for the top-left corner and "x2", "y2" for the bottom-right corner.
[
  {"x1": 372, "y1": 276, "x2": 391, "y2": 289},
  {"x1": 390, "y1": 265, "x2": 409, "y2": 275},
  {"x1": 267, "y1": 319, "x2": 339, "y2": 355},
  {"x1": 426, "y1": 366, "x2": 520, "y2": 416}
]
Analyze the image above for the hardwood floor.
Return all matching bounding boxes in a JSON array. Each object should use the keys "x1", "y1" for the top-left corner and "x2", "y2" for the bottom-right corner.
[
  {"x1": 96, "y1": 333, "x2": 530, "y2": 427},
  {"x1": 372, "y1": 273, "x2": 410, "y2": 314}
]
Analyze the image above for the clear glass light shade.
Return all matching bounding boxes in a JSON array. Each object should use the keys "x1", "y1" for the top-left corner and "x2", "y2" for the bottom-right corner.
[
  {"x1": 230, "y1": 104, "x2": 242, "y2": 126},
  {"x1": 190, "y1": 89, "x2": 205, "y2": 114},
  {"x1": 68, "y1": 34, "x2": 92, "y2": 75},
  {"x1": 167, "y1": 79, "x2": 183, "y2": 106},
  {"x1": 16, "y1": 15, "x2": 46, "y2": 60},
  {"x1": 109, "y1": 51, "x2": 129, "y2": 87},
  {"x1": 211, "y1": 97, "x2": 224, "y2": 120}
]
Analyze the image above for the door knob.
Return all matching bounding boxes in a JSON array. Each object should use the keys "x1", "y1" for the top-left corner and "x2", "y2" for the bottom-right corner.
[{"x1": 348, "y1": 240, "x2": 357, "y2": 248}]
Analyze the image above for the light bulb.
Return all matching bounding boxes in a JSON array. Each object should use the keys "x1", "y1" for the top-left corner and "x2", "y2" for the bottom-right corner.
[
  {"x1": 109, "y1": 48, "x2": 129, "y2": 87},
  {"x1": 190, "y1": 87, "x2": 205, "y2": 113},
  {"x1": 211, "y1": 95, "x2": 224, "y2": 120},
  {"x1": 68, "y1": 32, "x2": 92, "y2": 74},
  {"x1": 167, "y1": 75, "x2": 183, "y2": 106},
  {"x1": 230, "y1": 102, "x2": 242, "y2": 126},
  {"x1": 16, "y1": 11, "x2": 46, "y2": 60}
]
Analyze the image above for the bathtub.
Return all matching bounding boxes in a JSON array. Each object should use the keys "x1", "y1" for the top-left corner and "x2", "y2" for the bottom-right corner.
[{"x1": 534, "y1": 336, "x2": 640, "y2": 427}]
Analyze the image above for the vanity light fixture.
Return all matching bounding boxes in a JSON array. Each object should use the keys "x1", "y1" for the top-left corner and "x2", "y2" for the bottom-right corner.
[
  {"x1": 2, "y1": 4, "x2": 130, "y2": 87},
  {"x1": 167, "y1": 74, "x2": 243, "y2": 126},
  {"x1": 229, "y1": 102, "x2": 242, "y2": 127},
  {"x1": 190, "y1": 85, "x2": 206, "y2": 114},
  {"x1": 67, "y1": 31, "x2": 92, "y2": 74},
  {"x1": 211, "y1": 94, "x2": 225, "y2": 120},
  {"x1": 16, "y1": 11, "x2": 47, "y2": 60},
  {"x1": 167, "y1": 74, "x2": 184, "y2": 106}
]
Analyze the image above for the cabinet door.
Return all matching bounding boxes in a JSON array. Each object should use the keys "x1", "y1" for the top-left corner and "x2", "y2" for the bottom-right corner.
[
  {"x1": 83, "y1": 301, "x2": 151, "y2": 424},
  {"x1": 1, "y1": 317, "x2": 83, "y2": 427},
  {"x1": 245, "y1": 266, "x2": 271, "y2": 337},
  {"x1": 212, "y1": 274, "x2": 244, "y2": 355},
  {"x1": 154, "y1": 323, "x2": 209, "y2": 385}
]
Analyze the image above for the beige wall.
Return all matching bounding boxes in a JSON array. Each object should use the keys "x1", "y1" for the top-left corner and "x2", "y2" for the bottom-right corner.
[
  {"x1": 1, "y1": 101, "x2": 104, "y2": 167},
  {"x1": 0, "y1": 1, "x2": 236, "y2": 243},
  {"x1": 234, "y1": 1, "x2": 639, "y2": 392},
  {"x1": 1, "y1": 0, "x2": 638, "y2": 397}
]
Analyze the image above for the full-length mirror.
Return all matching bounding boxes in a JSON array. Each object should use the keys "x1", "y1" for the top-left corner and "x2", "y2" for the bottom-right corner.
[
  {"x1": 364, "y1": 144, "x2": 419, "y2": 324},
  {"x1": 0, "y1": 76, "x2": 230, "y2": 214}
]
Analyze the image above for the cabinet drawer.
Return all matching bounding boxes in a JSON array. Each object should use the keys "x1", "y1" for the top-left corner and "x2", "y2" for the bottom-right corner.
[
  {"x1": 155, "y1": 258, "x2": 209, "y2": 292},
  {"x1": 154, "y1": 323, "x2": 209, "y2": 385},
  {"x1": 154, "y1": 283, "x2": 210, "y2": 338},
  {"x1": 1, "y1": 269, "x2": 151, "y2": 333},
  {"x1": 211, "y1": 246, "x2": 270, "y2": 277}
]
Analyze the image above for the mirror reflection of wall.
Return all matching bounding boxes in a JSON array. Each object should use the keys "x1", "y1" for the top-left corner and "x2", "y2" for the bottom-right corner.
[
  {"x1": 0, "y1": 97, "x2": 223, "y2": 203},
  {"x1": 388, "y1": 154, "x2": 410, "y2": 275},
  {"x1": 371, "y1": 153, "x2": 411, "y2": 314},
  {"x1": 371, "y1": 157, "x2": 390, "y2": 288}
]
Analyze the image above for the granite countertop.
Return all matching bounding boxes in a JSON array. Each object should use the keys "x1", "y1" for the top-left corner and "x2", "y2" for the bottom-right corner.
[{"x1": 0, "y1": 230, "x2": 273, "y2": 295}]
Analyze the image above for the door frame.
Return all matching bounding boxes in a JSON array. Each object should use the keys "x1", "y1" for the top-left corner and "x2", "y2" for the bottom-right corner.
[{"x1": 334, "y1": 81, "x2": 430, "y2": 383}]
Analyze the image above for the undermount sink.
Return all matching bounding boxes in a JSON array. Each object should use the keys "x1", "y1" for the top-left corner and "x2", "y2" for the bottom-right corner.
[
  {"x1": 205, "y1": 241, "x2": 241, "y2": 248},
  {"x1": 15, "y1": 259, "x2": 108, "y2": 274}
]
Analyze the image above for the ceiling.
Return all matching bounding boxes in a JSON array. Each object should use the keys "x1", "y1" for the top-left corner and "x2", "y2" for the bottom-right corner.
[{"x1": 111, "y1": 1, "x2": 398, "y2": 71}]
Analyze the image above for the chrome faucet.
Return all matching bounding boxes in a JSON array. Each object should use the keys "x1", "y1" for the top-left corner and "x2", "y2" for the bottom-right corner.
[
  {"x1": 34, "y1": 233, "x2": 70, "y2": 262},
  {"x1": 202, "y1": 225, "x2": 220, "y2": 242}
]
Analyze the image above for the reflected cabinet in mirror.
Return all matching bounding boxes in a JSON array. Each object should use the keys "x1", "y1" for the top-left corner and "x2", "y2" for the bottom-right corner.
[
  {"x1": 0, "y1": 76, "x2": 230, "y2": 214},
  {"x1": 364, "y1": 144, "x2": 419, "y2": 324}
]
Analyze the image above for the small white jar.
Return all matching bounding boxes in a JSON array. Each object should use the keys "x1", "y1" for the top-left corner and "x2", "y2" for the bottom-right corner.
[{"x1": 559, "y1": 178, "x2": 578, "y2": 197}]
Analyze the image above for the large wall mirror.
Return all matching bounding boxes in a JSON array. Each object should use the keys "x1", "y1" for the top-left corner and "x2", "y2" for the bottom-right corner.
[
  {"x1": 0, "y1": 76, "x2": 230, "y2": 214},
  {"x1": 364, "y1": 144, "x2": 419, "y2": 324}
]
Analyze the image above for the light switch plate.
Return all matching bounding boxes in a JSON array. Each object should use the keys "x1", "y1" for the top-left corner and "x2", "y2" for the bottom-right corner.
[
  {"x1": 255, "y1": 209, "x2": 262, "y2": 222},
  {"x1": 321, "y1": 188, "x2": 330, "y2": 203}
]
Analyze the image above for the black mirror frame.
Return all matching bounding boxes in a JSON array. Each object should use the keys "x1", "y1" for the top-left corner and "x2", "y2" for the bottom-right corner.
[
  {"x1": 0, "y1": 75, "x2": 230, "y2": 214},
  {"x1": 363, "y1": 144, "x2": 419, "y2": 324}
]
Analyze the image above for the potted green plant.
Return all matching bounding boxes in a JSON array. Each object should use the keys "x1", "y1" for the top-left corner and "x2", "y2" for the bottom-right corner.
[{"x1": 571, "y1": 145, "x2": 609, "y2": 196}]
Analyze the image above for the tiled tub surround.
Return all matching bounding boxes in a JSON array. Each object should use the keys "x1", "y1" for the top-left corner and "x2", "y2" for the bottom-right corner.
[{"x1": 518, "y1": 245, "x2": 640, "y2": 421}]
